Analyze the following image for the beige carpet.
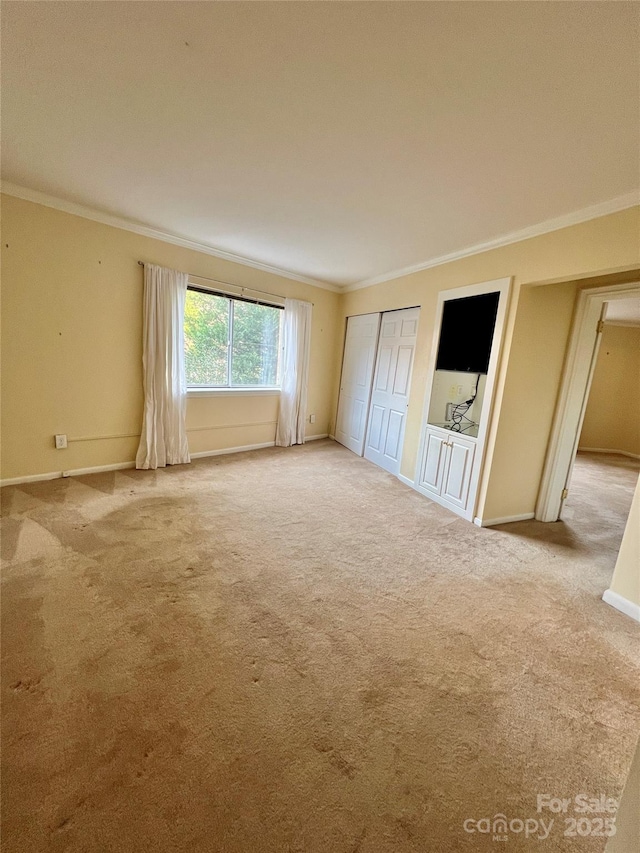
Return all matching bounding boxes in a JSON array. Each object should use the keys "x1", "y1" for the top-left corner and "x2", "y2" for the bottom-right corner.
[{"x1": 2, "y1": 442, "x2": 639, "y2": 852}]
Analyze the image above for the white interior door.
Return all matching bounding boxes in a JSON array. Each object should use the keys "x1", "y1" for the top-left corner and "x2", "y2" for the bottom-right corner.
[
  {"x1": 364, "y1": 307, "x2": 419, "y2": 474},
  {"x1": 335, "y1": 313, "x2": 381, "y2": 455}
]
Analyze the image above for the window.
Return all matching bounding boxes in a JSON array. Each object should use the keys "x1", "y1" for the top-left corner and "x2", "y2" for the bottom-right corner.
[{"x1": 184, "y1": 287, "x2": 282, "y2": 388}]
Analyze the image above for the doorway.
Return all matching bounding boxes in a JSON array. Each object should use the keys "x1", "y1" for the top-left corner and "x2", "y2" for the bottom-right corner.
[
  {"x1": 577, "y1": 298, "x2": 640, "y2": 460},
  {"x1": 562, "y1": 296, "x2": 640, "y2": 535},
  {"x1": 537, "y1": 284, "x2": 640, "y2": 522},
  {"x1": 335, "y1": 307, "x2": 419, "y2": 476},
  {"x1": 561, "y1": 453, "x2": 639, "y2": 545}
]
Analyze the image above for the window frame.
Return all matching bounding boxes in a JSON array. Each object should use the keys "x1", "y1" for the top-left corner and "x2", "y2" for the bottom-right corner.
[{"x1": 184, "y1": 285, "x2": 284, "y2": 392}]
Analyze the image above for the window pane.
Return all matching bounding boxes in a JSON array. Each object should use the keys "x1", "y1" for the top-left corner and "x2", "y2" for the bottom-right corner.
[
  {"x1": 184, "y1": 290, "x2": 229, "y2": 385},
  {"x1": 231, "y1": 301, "x2": 281, "y2": 386}
]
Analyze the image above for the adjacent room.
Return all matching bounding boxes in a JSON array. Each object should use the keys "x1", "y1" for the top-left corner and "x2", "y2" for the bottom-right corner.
[
  {"x1": 563, "y1": 297, "x2": 640, "y2": 557},
  {"x1": 2, "y1": 3, "x2": 639, "y2": 852}
]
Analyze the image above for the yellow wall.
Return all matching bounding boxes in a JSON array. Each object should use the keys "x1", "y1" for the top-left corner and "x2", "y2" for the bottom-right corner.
[
  {"x1": 2, "y1": 192, "x2": 639, "y2": 520},
  {"x1": 608, "y1": 476, "x2": 640, "y2": 609},
  {"x1": 479, "y1": 280, "x2": 579, "y2": 520},
  {"x1": 339, "y1": 206, "x2": 640, "y2": 521},
  {"x1": 605, "y1": 728, "x2": 640, "y2": 852},
  {"x1": 579, "y1": 324, "x2": 640, "y2": 457},
  {"x1": 0, "y1": 194, "x2": 342, "y2": 480}
]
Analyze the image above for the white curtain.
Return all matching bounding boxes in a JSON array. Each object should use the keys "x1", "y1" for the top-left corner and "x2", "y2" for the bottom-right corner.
[
  {"x1": 275, "y1": 298, "x2": 312, "y2": 447},
  {"x1": 136, "y1": 264, "x2": 191, "y2": 470}
]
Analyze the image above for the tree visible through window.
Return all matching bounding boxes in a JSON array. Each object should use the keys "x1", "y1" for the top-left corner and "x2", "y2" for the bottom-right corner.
[{"x1": 184, "y1": 288, "x2": 282, "y2": 387}]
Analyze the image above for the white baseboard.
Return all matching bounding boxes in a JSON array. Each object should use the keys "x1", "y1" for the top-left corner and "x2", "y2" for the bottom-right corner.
[
  {"x1": 476, "y1": 512, "x2": 536, "y2": 527},
  {"x1": 397, "y1": 473, "x2": 415, "y2": 489},
  {"x1": 1, "y1": 460, "x2": 136, "y2": 487},
  {"x1": 63, "y1": 462, "x2": 136, "y2": 478},
  {"x1": 397, "y1": 472, "x2": 473, "y2": 522},
  {"x1": 579, "y1": 447, "x2": 640, "y2": 460},
  {"x1": 1, "y1": 470, "x2": 64, "y2": 487},
  {"x1": 193, "y1": 435, "x2": 328, "y2": 459},
  {"x1": 190, "y1": 441, "x2": 275, "y2": 459},
  {"x1": 602, "y1": 589, "x2": 640, "y2": 623},
  {"x1": 1, "y1": 437, "x2": 335, "y2": 487}
]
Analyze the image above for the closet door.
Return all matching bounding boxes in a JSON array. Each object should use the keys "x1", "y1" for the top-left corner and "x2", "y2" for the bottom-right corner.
[
  {"x1": 364, "y1": 308, "x2": 419, "y2": 474},
  {"x1": 335, "y1": 313, "x2": 381, "y2": 455}
]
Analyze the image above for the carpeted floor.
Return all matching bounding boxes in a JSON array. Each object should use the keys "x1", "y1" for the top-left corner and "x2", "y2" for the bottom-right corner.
[{"x1": 1, "y1": 442, "x2": 639, "y2": 852}]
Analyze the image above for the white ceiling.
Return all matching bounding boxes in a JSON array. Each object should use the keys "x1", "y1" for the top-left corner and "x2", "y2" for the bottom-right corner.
[
  {"x1": 605, "y1": 297, "x2": 640, "y2": 327},
  {"x1": 2, "y1": 2, "x2": 638, "y2": 289}
]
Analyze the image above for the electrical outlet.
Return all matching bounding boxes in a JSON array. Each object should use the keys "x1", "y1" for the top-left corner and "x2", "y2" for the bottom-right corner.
[
  {"x1": 309, "y1": 413, "x2": 316, "y2": 424},
  {"x1": 54, "y1": 434, "x2": 68, "y2": 449}
]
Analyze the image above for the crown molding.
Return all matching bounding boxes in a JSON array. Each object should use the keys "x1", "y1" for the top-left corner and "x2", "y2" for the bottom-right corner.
[
  {"x1": 4, "y1": 181, "x2": 637, "y2": 296},
  {"x1": 0, "y1": 181, "x2": 342, "y2": 294},
  {"x1": 346, "y1": 192, "x2": 640, "y2": 293}
]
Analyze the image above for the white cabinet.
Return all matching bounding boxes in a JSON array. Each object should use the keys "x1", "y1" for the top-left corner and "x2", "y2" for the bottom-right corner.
[{"x1": 418, "y1": 426, "x2": 476, "y2": 512}]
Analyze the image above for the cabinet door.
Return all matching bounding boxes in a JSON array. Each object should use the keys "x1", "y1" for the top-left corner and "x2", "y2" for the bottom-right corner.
[
  {"x1": 418, "y1": 428, "x2": 448, "y2": 495},
  {"x1": 441, "y1": 434, "x2": 476, "y2": 508}
]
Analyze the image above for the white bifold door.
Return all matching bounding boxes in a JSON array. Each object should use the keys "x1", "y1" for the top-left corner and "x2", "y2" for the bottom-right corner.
[
  {"x1": 335, "y1": 313, "x2": 381, "y2": 454},
  {"x1": 336, "y1": 307, "x2": 419, "y2": 475},
  {"x1": 363, "y1": 308, "x2": 419, "y2": 474}
]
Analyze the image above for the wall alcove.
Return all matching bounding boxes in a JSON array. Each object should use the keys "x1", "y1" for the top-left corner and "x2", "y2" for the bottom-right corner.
[{"x1": 414, "y1": 278, "x2": 511, "y2": 521}]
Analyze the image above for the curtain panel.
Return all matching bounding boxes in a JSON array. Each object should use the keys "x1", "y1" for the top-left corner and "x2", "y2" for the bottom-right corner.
[
  {"x1": 136, "y1": 264, "x2": 191, "y2": 470},
  {"x1": 276, "y1": 298, "x2": 312, "y2": 447}
]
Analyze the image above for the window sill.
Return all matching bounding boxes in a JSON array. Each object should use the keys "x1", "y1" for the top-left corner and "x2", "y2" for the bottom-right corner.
[{"x1": 187, "y1": 387, "x2": 281, "y2": 398}]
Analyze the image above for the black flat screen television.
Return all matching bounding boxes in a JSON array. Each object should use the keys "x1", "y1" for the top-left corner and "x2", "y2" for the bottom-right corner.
[{"x1": 435, "y1": 292, "x2": 500, "y2": 374}]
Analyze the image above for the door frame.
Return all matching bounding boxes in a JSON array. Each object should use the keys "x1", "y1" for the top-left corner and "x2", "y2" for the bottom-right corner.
[
  {"x1": 413, "y1": 277, "x2": 512, "y2": 521},
  {"x1": 536, "y1": 281, "x2": 640, "y2": 522}
]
